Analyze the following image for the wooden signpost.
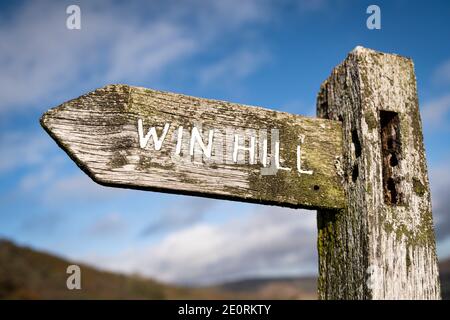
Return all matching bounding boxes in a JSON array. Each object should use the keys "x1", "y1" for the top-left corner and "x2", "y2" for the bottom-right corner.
[
  {"x1": 40, "y1": 83, "x2": 344, "y2": 210},
  {"x1": 41, "y1": 47, "x2": 441, "y2": 299}
]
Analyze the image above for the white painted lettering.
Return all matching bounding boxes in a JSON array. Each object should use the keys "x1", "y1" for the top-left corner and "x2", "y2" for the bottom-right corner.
[
  {"x1": 137, "y1": 119, "x2": 170, "y2": 150},
  {"x1": 190, "y1": 127, "x2": 214, "y2": 158},
  {"x1": 233, "y1": 134, "x2": 256, "y2": 164}
]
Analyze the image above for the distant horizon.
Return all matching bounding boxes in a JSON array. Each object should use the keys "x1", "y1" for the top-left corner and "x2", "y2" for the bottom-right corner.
[
  {"x1": 2, "y1": 235, "x2": 449, "y2": 288},
  {"x1": 1, "y1": 237, "x2": 319, "y2": 287}
]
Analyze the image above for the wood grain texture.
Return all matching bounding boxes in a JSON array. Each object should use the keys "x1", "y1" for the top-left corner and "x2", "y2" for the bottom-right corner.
[
  {"x1": 41, "y1": 84, "x2": 345, "y2": 210},
  {"x1": 317, "y1": 46, "x2": 441, "y2": 299}
]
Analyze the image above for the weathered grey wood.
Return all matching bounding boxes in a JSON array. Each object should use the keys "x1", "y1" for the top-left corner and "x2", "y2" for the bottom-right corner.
[
  {"x1": 41, "y1": 84, "x2": 345, "y2": 210},
  {"x1": 316, "y1": 46, "x2": 441, "y2": 299}
]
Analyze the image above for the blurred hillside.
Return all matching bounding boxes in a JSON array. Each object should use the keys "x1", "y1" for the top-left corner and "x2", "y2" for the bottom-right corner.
[
  {"x1": 440, "y1": 258, "x2": 450, "y2": 300},
  {"x1": 0, "y1": 239, "x2": 448, "y2": 300},
  {"x1": 0, "y1": 239, "x2": 316, "y2": 299}
]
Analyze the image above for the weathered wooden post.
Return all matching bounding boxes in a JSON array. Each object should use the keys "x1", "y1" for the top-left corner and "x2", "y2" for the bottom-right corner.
[
  {"x1": 40, "y1": 46, "x2": 441, "y2": 300},
  {"x1": 316, "y1": 46, "x2": 441, "y2": 299}
]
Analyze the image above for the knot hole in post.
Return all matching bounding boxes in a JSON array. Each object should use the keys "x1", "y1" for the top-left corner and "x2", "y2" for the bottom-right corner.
[
  {"x1": 380, "y1": 110, "x2": 403, "y2": 205},
  {"x1": 351, "y1": 129, "x2": 361, "y2": 182}
]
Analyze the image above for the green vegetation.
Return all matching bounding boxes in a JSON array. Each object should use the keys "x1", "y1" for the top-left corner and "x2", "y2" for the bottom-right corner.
[
  {"x1": 0, "y1": 239, "x2": 221, "y2": 299},
  {"x1": 0, "y1": 239, "x2": 317, "y2": 300},
  {"x1": 3, "y1": 238, "x2": 447, "y2": 299}
]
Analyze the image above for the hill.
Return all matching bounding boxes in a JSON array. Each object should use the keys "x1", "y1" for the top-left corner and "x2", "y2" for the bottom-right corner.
[
  {"x1": 0, "y1": 239, "x2": 315, "y2": 299},
  {"x1": 439, "y1": 258, "x2": 450, "y2": 300},
  {"x1": 1, "y1": 239, "x2": 449, "y2": 299},
  {"x1": 213, "y1": 277, "x2": 317, "y2": 299},
  {"x1": 0, "y1": 239, "x2": 237, "y2": 299}
]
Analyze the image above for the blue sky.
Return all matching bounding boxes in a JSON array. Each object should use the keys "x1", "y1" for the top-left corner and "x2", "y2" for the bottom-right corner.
[{"x1": 0, "y1": 0, "x2": 449, "y2": 285}]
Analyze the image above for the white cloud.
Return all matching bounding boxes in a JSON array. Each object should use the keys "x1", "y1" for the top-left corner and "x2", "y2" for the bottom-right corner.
[
  {"x1": 18, "y1": 158, "x2": 63, "y2": 191},
  {"x1": 83, "y1": 206, "x2": 317, "y2": 284},
  {"x1": 200, "y1": 48, "x2": 270, "y2": 86},
  {"x1": 188, "y1": 0, "x2": 271, "y2": 31},
  {"x1": 0, "y1": 0, "x2": 273, "y2": 114},
  {"x1": 141, "y1": 197, "x2": 218, "y2": 235},
  {"x1": 88, "y1": 213, "x2": 127, "y2": 237},
  {"x1": 19, "y1": 211, "x2": 64, "y2": 235},
  {"x1": 4, "y1": 128, "x2": 126, "y2": 205},
  {"x1": 429, "y1": 160, "x2": 450, "y2": 242},
  {"x1": 0, "y1": 131, "x2": 53, "y2": 173},
  {"x1": 0, "y1": 2, "x2": 94, "y2": 111},
  {"x1": 421, "y1": 94, "x2": 450, "y2": 129},
  {"x1": 433, "y1": 59, "x2": 450, "y2": 85},
  {"x1": 15, "y1": 157, "x2": 122, "y2": 204},
  {"x1": 295, "y1": 0, "x2": 329, "y2": 12},
  {"x1": 105, "y1": 21, "x2": 197, "y2": 81},
  {"x1": 41, "y1": 173, "x2": 122, "y2": 204}
]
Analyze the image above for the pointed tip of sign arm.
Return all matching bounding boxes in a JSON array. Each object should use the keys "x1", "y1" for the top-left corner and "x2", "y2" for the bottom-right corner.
[
  {"x1": 39, "y1": 84, "x2": 346, "y2": 211},
  {"x1": 40, "y1": 103, "x2": 99, "y2": 186},
  {"x1": 40, "y1": 84, "x2": 133, "y2": 186}
]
